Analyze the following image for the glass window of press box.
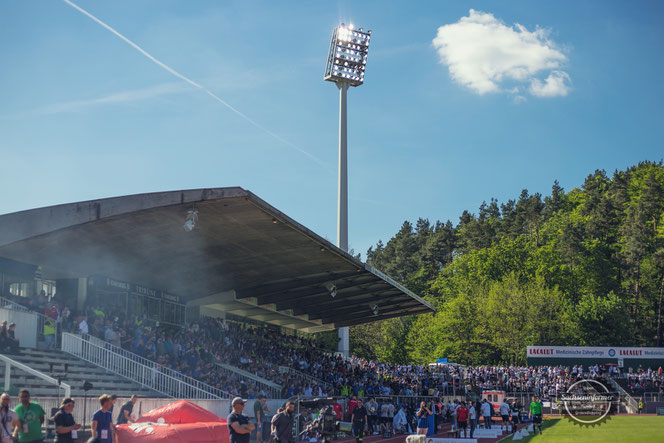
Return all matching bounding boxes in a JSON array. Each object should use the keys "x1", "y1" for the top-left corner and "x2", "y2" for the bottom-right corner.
[
  {"x1": 88, "y1": 277, "x2": 185, "y2": 326},
  {"x1": 0, "y1": 258, "x2": 57, "y2": 303}
]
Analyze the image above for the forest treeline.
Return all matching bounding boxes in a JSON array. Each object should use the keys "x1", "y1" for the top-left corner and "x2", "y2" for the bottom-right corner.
[{"x1": 348, "y1": 161, "x2": 664, "y2": 365}]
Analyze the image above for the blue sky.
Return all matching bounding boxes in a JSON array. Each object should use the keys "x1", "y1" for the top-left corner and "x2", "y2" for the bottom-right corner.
[{"x1": 1, "y1": 1, "x2": 663, "y2": 257}]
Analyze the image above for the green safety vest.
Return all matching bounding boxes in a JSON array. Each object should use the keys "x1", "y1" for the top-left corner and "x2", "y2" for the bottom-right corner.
[{"x1": 44, "y1": 319, "x2": 56, "y2": 335}]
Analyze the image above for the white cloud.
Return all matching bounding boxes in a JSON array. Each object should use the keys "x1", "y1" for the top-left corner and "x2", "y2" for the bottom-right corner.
[
  {"x1": 432, "y1": 9, "x2": 570, "y2": 98},
  {"x1": 529, "y1": 71, "x2": 571, "y2": 97}
]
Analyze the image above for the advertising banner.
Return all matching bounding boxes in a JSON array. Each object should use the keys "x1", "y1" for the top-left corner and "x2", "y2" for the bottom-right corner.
[{"x1": 527, "y1": 346, "x2": 664, "y2": 359}]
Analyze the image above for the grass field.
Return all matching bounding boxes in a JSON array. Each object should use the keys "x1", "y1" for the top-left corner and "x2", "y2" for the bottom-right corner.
[{"x1": 502, "y1": 416, "x2": 664, "y2": 442}]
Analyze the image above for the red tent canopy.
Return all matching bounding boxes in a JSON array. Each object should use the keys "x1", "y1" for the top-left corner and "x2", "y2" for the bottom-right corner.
[{"x1": 116, "y1": 400, "x2": 230, "y2": 443}]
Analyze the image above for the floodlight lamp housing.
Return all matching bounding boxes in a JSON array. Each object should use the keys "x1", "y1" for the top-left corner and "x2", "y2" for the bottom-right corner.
[
  {"x1": 325, "y1": 282, "x2": 337, "y2": 298},
  {"x1": 183, "y1": 208, "x2": 199, "y2": 232},
  {"x1": 324, "y1": 23, "x2": 371, "y2": 87}
]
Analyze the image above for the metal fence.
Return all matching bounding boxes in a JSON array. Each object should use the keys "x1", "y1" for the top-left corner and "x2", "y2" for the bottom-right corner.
[
  {"x1": 215, "y1": 362, "x2": 282, "y2": 398},
  {"x1": 278, "y1": 366, "x2": 334, "y2": 392},
  {"x1": 61, "y1": 333, "x2": 232, "y2": 400}
]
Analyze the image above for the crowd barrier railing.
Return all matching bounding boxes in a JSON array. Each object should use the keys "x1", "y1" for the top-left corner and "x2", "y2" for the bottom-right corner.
[
  {"x1": 0, "y1": 353, "x2": 71, "y2": 397},
  {"x1": 278, "y1": 366, "x2": 334, "y2": 391},
  {"x1": 61, "y1": 332, "x2": 232, "y2": 400},
  {"x1": 214, "y1": 362, "x2": 282, "y2": 398},
  {"x1": 607, "y1": 376, "x2": 638, "y2": 413}
]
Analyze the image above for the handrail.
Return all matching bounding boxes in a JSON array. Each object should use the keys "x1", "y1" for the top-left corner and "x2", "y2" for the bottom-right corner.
[
  {"x1": 608, "y1": 376, "x2": 638, "y2": 413},
  {"x1": 279, "y1": 366, "x2": 334, "y2": 390},
  {"x1": 0, "y1": 354, "x2": 71, "y2": 397},
  {"x1": 0, "y1": 295, "x2": 30, "y2": 312},
  {"x1": 214, "y1": 362, "x2": 282, "y2": 397},
  {"x1": 61, "y1": 333, "x2": 232, "y2": 400}
]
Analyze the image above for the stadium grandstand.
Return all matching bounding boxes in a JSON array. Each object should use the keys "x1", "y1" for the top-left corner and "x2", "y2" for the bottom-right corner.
[{"x1": 1, "y1": 188, "x2": 663, "y2": 442}]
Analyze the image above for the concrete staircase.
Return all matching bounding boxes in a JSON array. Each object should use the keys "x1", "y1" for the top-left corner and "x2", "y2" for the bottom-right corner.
[{"x1": 0, "y1": 348, "x2": 165, "y2": 398}]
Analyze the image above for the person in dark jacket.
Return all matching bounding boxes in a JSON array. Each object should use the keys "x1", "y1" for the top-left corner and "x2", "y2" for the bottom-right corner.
[
  {"x1": 271, "y1": 401, "x2": 295, "y2": 443},
  {"x1": 54, "y1": 398, "x2": 81, "y2": 442}
]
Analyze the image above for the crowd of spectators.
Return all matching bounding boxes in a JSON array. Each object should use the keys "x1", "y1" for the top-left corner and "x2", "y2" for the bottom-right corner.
[
  {"x1": 621, "y1": 366, "x2": 664, "y2": 397},
  {"x1": 2, "y1": 288, "x2": 663, "y2": 402}
]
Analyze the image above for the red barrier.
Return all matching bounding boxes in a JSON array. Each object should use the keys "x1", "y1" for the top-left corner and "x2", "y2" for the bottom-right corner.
[{"x1": 116, "y1": 400, "x2": 229, "y2": 443}]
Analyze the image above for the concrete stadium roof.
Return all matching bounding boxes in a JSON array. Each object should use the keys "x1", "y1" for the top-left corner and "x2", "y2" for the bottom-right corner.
[{"x1": 0, "y1": 188, "x2": 434, "y2": 332}]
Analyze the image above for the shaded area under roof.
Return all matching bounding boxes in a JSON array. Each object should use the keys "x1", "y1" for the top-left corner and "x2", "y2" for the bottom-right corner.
[{"x1": 0, "y1": 188, "x2": 434, "y2": 332}]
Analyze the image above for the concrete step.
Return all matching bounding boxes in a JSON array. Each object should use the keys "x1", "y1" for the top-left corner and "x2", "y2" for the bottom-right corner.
[{"x1": 0, "y1": 348, "x2": 165, "y2": 398}]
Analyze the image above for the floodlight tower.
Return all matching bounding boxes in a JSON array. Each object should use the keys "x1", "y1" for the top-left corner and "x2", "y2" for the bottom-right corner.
[{"x1": 324, "y1": 23, "x2": 371, "y2": 356}]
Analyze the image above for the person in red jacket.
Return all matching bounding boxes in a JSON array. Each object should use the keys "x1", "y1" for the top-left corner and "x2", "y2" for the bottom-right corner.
[
  {"x1": 456, "y1": 402, "x2": 470, "y2": 438},
  {"x1": 347, "y1": 396, "x2": 358, "y2": 420},
  {"x1": 333, "y1": 399, "x2": 343, "y2": 420}
]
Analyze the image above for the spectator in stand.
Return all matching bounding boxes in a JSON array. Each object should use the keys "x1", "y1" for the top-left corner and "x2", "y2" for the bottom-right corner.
[
  {"x1": 53, "y1": 398, "x2": 81, "y2": 443},
  {"x1": 0, "y1": 321, "x2": 8, "y2": 353},
  {"x1": 0, "y1": 393, "x2": 19, "y2": 443},
  {"x1": 78, "y1": 316, "x2": 89, "y2": 335},
  {"x1": 44, "y1": 317, "x2": 56, "y2": 350},
  {"x1": 13, "y1": 390, "x2": 45, "y2": 443},
  {"x1": 4, "y1": 324, "x2": 19, "y2": 355},
  {"x1": 91, "y1": 394, "x2": 114, "y2": 443}
]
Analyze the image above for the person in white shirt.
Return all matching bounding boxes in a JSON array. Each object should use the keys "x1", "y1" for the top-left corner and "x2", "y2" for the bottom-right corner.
[
  {"x1": 78, "y1": 316, "x2": 89, "y2": 334},
  {"x1": 392, "y1": 406, "x2": 408, "y2": 434},
  {"x1": 480, "y1": 400, "x2": 492, "y2": 429},
  {"x1": 499, "y1": 400, "x2": 510, "y2": 431},
  {"x1": 0, "y1": 393, "x2": 18, "y2": 443},
  {"x1": 468, "y1": 404, "x2": 476, "y2": 439}
]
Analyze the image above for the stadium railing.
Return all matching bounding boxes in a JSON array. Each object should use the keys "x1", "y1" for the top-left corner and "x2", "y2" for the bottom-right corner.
[
  {"x1": 0, "y1": 353, "x2": 71, "y2": 397},
  {"x1": 61, "y1": 332, "x2": 232, "y2": 400},
  {"x1": 214, "y1": 362, "x2": 282, "y2": 398},
  {"x1": 607, "y1": 376, "x2": 638, "y2": 413},
  {"x1": 0, "y1": 295, "x2": 60, "y2": 349},
  {"x1": 278, "y1": 365, "x2": 334, "y2": 391}
]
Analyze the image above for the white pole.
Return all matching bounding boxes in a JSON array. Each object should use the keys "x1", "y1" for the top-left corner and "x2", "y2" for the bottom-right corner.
[
  {"x1": 337, "y1": 81, "x2": 350, "y2": 357},
  {"x1": 337, "y1": 82, "x2": 349, "y2": 252}
]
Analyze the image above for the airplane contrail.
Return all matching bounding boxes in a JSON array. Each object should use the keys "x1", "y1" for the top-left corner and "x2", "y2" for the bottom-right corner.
[{"x1": 62, "y1": 0, "x2": 328, "y2": 167}]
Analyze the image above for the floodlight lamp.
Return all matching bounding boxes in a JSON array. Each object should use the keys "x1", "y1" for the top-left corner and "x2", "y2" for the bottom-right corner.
[
  {"x1": 324, "y1": 282, "x2": 337, "y2": 298},
  {"x1": 324, "y1": 23, "x2": 371, "y2": 87},
  {"x1": 183, "y1": 208, "x2": 199, "y2": 232},
  {"x1": 371, "y1": 304, "x2": 379, "y2": 316}
]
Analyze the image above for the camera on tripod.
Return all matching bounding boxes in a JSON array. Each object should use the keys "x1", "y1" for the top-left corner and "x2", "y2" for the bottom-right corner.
[{"x1": 298, "y1": 398, "x2": 351, "y2": 443}]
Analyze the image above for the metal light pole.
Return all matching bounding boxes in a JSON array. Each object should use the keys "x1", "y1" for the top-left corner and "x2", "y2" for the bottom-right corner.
[
  {"x1": 324, "y1": 23, "x2": 371, "y2": 357},
  {"x1": 337, "y1": 82, "x2": 349, "y2": 252}
]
